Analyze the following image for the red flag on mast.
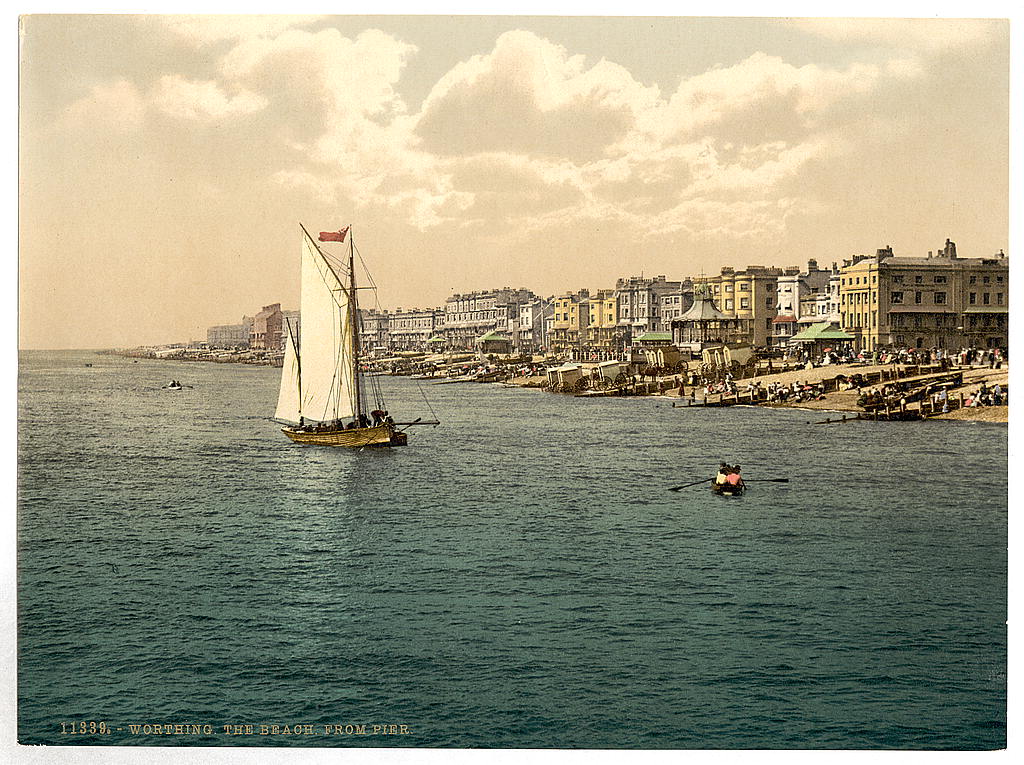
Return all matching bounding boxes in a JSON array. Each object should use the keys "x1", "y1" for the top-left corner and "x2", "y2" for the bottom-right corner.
[{"x1": 318, "y1": 226, "x2": 349, "y2": 242}]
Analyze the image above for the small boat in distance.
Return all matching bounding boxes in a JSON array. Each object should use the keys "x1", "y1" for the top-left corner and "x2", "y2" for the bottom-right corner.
[{"x1": 275, "y1": 224, "x2": 438, "y2": 448}]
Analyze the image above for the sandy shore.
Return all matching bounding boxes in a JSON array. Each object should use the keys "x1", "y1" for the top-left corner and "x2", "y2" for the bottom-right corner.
[{"x1": 513, "y1": 362, "x2": 1009, "y2": 424}]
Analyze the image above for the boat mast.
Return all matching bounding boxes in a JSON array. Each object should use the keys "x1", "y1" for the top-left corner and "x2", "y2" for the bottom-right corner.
[{"x1": 349, "y1": 226, "x2": 362, "y2": 419}]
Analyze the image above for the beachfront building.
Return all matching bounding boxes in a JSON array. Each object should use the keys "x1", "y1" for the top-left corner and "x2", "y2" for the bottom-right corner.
[
  {"x1": 615, "y1": 275, "x2": 684, "y2": 347},
  {"x1": 443, "y1": 287, "x2": 538, "y2": 350},
  {"x1": 584, "y1": 290, "x2": 620, "y2": 355},
  {"x1": 359, "y1": 309, "x2": 391, "y2": 355},
  {"x1": 517, "y1": 298, "x2": 555, "y2": 353},
  {"x1": 389, "y1": 307, "x2": 444, "y2": 351},
  {"x1": 697, "y1": 266, "x2": 782, "y2": 347},
  {"x1": 250, "y1": 303, "x2": 284, "y2": 350},
  {"x1": 658, "y1": 281, "x2": 695, "y2": 334},
  {"x1": 550, "y1": 290, "x2": 590, "y2": 357},
  {"x1": 772, "y1": 260, "x2": 839, "y2": 347},
  {"x1": 839, "y1": 239, "x2": 1009, "y2": 351},
  {"x1": 808, "y1": 270, "x2": 842, "y2": 329},
  {"x1": 207, "y1": 316, "x2": 253, "y2": 348}
]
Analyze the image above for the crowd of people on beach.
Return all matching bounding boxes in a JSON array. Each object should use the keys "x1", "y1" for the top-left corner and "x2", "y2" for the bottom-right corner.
[
  {"x1": 805, "y1": 345, "x2": 1005, "y2": 370},
  {"x1": 962, "y1": 382, "x2": 1007, "y2": 408},
  {"x1": 763, "y1": 380, "x2": 827, "y2": 404}
]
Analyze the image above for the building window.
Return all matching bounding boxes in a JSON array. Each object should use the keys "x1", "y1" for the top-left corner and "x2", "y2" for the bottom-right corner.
[
  {"x1": 738, "y1": 282, "x2": 749, "y2": 291},
  {"x1": 969, "y1": 292, "x2": 977, "y2": 305},
  {"x1": 983, "y1": 276, "x2": 991, "y2": 284},
  {"x1": 914, "y1": 275, "x2": 923, "y2": 284},
  {"x1": 892, "y1": 275, "x2": 903, "y2": 284},
  {"x1": 934, "y1": 292, "x2": 946, "y2": 304},
  {"x1": 934, "y1": 275, "x2": 947, "y2": 284},
  {"x1": 969, "y1": 275, "x2": 977, "y2": 285},
  {"x1": 766, "y1": 297, "x2": 773, "y2": 307},
  {"x1": 724, "y1": 284, "x2": 733, "y2": 292},
  {"x1": 914, "y1": 292, "x2": 922, "y2": 304},
  {"x1": 725, "y1": 299, "x2": 734, "y2": 310},
  {"x1": 983, "y1": 293, "x2": 990, "y2": 305},
  {"x1": 997, "y1": 275, "x2": 1004, "y2": 284},
  {"x1": 740, "y1": 298, "x2": 750, "y2": 309},
  {"x1": 997, "y1": 293, "x2": 1004, "y2": 305}
]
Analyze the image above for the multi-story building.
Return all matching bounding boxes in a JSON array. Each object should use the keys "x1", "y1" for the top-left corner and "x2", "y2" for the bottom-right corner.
[
  {"x1": 250, "y1": 303, "x2": 284, "y2": 350},
  {"x1": 697, "y1": 266, "x2": 782, "y2": 347},
  {"x1": 443, "y1": 287, "x2": 537, "y2": 349},
  {"x1": 808, "y1": 270, "x2": 842, "y2": 329},
  {"x1": 359, "y1": 309, "x2": 391, "y2": 355},
  {"x1": 772, "y1": 260, "x2": 836, "y2": 346},
  {"x1": 550, "y1": 289, "x2": 590, "y2": 356},
  {"x1": 658, "y1": 280, "x2": 695, "y2": 333},
  {"x1": 207, "y1": 316, "x2": 253, "y2": 348},
  {"x1": 615, "y1": 275, "x2": 684, "y2": 346},
  {"x1": 389, "y1": 307, "x2": 444, "y2": 351},
  {"x1": 517, "y1": 298, "x2": 555, "y2": 353},
  {"x1": 839, "y1": 239, "x2": 1008, "y2": 351},
  {"x1": 585, "y1": 289, "x2": 620, "y2": 353}
]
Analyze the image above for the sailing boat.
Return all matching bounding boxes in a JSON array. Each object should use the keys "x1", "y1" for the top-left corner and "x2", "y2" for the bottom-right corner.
[{"x1": 275, "y1": 224, "x2": 422, "y2": 447}]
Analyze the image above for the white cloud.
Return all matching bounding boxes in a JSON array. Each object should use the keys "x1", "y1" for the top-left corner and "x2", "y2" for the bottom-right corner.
[
  {"x1": 150, "y1": 75, "x2": 267, "y2": 120},
  {"x1": 638, "y1": 52, "x2": 916, "y2": 146},
  {"x1": 67, "y1": 25, "x2": 939, "y2": 241},
  {"x1": 161, "y1": 15, "x2": 323, "y2": 46},
  {"x1": 220, "y1": 27, "x2": 417, "y2": 120},
  {"x1": 415, "y1": 30, "x2": 659, "y2": 160}
]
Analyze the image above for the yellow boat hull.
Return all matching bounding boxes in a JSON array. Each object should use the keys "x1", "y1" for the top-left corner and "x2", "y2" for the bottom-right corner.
[{"x1": 281, "y1": 424, "x2": 405, "y2": 448}]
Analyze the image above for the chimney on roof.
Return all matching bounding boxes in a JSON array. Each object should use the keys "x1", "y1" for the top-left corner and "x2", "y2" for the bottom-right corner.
[{"x1": 807, "y1": 258, "x2": 818, "y2": 271}]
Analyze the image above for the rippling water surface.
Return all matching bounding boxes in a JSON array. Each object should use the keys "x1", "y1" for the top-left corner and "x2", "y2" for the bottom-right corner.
[{"x1": 18, "y1": 351, "x2": 1007, "y2": 749}]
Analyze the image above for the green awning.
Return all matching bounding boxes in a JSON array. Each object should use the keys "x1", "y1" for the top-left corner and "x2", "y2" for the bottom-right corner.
[
  {"x1": 427, "y1": 336, "x2": 446, "y2": 343},
  {"x1": 477, "y1": 330, "x2": 511, "y2": 342},
  {"x1": 789, "y1": 322, "x2": 855, "y2": 342},
  {"x1": 635, "y1": 332, "x2": 673, "y2": 342}
]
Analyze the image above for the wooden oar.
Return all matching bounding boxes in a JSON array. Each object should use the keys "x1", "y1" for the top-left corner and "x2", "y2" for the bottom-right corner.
[{"x1": 668, "y1": 479, "x2": 712, "y2": 492}]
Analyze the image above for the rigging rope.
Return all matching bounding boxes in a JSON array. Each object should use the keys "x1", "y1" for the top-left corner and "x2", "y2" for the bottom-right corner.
[{"x1": 416, "y1": 379, "x2": 441, "y2": 425}]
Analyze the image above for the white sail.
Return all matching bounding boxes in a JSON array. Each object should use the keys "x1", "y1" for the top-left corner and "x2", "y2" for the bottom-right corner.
[
  {"x1": 296, "y1": 229, "x2": 357, "y2": 422},
  {"x1": 274, "y1": 320, "x2": 301, "y2": 423}
]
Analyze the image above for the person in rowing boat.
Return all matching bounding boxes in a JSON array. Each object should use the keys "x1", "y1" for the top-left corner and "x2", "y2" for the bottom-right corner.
[
  {"x1": 724, "y1": 464, "x2": 744, "y2": 490},
  {"x1": 715, "y1": 463, "x2": 729, "y2": 487}
]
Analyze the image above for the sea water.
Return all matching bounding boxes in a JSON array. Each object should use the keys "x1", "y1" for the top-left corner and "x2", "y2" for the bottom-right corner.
[{"x1": 17, "y1": 351, "x2": 1007, "y2": 749}]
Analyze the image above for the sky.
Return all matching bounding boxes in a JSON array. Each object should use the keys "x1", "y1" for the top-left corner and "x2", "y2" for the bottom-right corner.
[{"x1": 18, "y1": 13, "x2": 1011, "y2": 349}]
